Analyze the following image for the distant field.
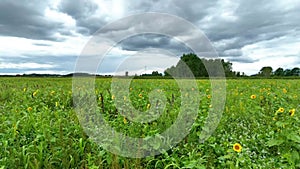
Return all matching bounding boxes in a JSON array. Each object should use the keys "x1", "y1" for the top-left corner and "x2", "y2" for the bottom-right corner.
[{"x1": 1, "y1": 77, "x2": 299, "y2": 168}]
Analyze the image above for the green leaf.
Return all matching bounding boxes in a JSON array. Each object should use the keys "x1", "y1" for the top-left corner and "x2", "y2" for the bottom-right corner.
[
  {"x1": 183, "y1": 160, "x2": 197, "y2": 168},
  {"x1": 266, "y1": 139, "x2": 284, "y2": 147},
  {"x1": 291, "y1": 151, "x2": 299, "y2": 164},
  {"x1": 218, "y1": 154, "x2": 232, "y2": 160},
  {"x1": 287, "y1": 133, "x2": 300, "y2": 143}
]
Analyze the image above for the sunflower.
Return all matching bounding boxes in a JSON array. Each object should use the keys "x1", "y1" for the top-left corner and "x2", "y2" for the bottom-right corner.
[
  {"x1": 138, "y1": 93, "x2": 143, "y2": 98},
  {"x1": 283, "y1": 88, "x2": 287, "y2": 94},
  {"x1": 250, "y1": 95, "x2": 256, "y2": 99},
  {"x1": 278, "y1": 107, "x2": 284, "y2": 113},
  {"x1": 289, "y1": 108, "x2": 295, "y2": 116},
  {"x1": 27, "y1": 107, "x2": 33, "y2": 112},
  {"x1": 123, "y1": 117, "x2": 127, "y2": 124},
  {"x1": 207, "y1": 95, "x2": 211, "y2": 99},
  {"x1": 233, "y1": 143, "x2": 242, "y2": 152},
  {"x1": 32, "y1": 91, "x2": 38, "y2": 97}
]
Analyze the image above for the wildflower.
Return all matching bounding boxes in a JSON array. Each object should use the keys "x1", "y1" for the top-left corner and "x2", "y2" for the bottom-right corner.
[
  {"x1": 278, "y1": 107, "x2": 284, "y2": 113},
  {"x1": 233, "y1": 143, "x2": 242, "y2": 153},
  {"x1": 209, "y1": 105, "x2": 212, "y2": 108},
  {"x1": 32, "y1": 91, "x2": 37, "y2": 97},
  {"x1": 138, "y1": 94, "x2": 143, "y2": 98},
  {"x1": 27, "y1": 107, "x2": 33, "y2": 112},
  {"x1": 23, "y1": 88, "x2": 27, "y2": 92},
  {"x1": 111, "y1": 95, "x2": 115, "y2": 100},
  {"x1": 289, "y1": 108, "x2": 295, "y2": 116},
  {"x1": 283, "y1": 88, "x2": 287, "y2": 94},
  {"x1": 250, "y1": 95, "x2": 256, "y2": 99},
  {"x1": 147, "y1": 104, "x2": 151, "y2": 109},
  {"x1": 207, "y1": 95, "x2": 211, "y2": 99},
  {"x1": 123, "y1": 117, "x2": 127, "y2": 124}
]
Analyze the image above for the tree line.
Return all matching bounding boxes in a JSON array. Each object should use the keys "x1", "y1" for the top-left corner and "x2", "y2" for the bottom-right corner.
[{"x1": 255, "y1": 66, "x2": 300, "y2": 77}]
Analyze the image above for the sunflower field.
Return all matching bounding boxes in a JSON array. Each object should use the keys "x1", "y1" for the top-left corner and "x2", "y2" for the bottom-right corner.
[{"x1": 0, "y1": 77, "x2": 299, "y2": 168}]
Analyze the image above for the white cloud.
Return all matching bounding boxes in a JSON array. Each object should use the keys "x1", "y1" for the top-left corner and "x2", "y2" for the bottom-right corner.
[
  {"x1": 45, "y1": 7, "x2": 76, "y2": 28},
  {"x1": 24, "y1": 70, "x2": 70, "y2": 75},
  {"x1": 0, "y1": 62, "x2": 55, "y2": 69}
]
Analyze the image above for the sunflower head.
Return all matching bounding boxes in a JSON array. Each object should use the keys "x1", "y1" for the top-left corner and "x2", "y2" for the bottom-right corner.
[
  {"x1": 289, "y1": 108, "x2": 296, "y2": 116},
  {"x1": 32, "y1": 91, "x2": 38, "y2": 97},
  {"x1": 233, "y1": 143, "x2": 242, "y2": 153},
  {"x1": 123, "y1": 117, "x2": 127, "y2": 124},
  {"x1": 278, "y1": 107, "x2": 284, "y2": 113},
  {"x1": 250, "y1": 95, "x2": 256, "y2": 99},
  {"x1": 138, "y1": 93, "x2": 143, "y2": 98},
  {"x1": 283, "y1": 88, "x2": 287, "y2": 94}
]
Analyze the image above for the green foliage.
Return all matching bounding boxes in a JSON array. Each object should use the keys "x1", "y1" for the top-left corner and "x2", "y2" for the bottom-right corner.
[
  {"x1": 164, "y1": 53, "x2": 236, "y2": 77},
  {"x1": 258, "y1": 66, "x2": 300, "y2": 77},
  {"x1": 259, "y1": 66, "x2": 273, "y2": 77},
  {"x1": 0, "y1": 78, "x2": 299, "y2": 168}
]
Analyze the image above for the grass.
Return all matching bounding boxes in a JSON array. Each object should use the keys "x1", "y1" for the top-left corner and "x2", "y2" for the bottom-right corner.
[{"x1": 0, "y1": 77, "x2": 299, "y2": 168}]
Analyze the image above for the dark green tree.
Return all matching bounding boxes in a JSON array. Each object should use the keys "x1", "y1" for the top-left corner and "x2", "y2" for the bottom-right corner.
[
  {"x1": 284, "y1": 69, "x2": 292, "y2": 76},
  {"x1": 164, "y1": 53, "x2": 234, "y2": 77},
  {"x1": 291, "y1": 67, "x2": 300, "y2": 76},
  {"x1": 259, "y1": 66, "x2": 273, "y2": 77},
  {"x1": 274, "y1": 67, "x2": 284, "y2": 76}
]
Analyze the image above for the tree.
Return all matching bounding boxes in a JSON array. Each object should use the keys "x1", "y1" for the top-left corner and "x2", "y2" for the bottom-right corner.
[
  {"x1": 164, "y1": 53, "x2": 234, "y2": 77},
  {"x1": 151, "y1": 71, "x2": 162, "y2": 76},
  {"x1": 284, "y1": 69, "x2": 292, "y2": 76},
  {"x1": 165, "y1": 53, "x2": 207, "y2": 77},
  {"x1": 291, "y1": 67, "x2": 300, "y2": 76},
  {"x1": 274, "y1": 68, "x2": 284, "y2": 76},
  {"x1": 141, "y1": 71, "x2": 162, "y2": 77},
  {"x1": 259, "y1": 66, "x2": 273, "y2": 77}
]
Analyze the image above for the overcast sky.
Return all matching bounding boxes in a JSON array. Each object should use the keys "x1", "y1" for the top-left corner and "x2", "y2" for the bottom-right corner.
[{"x1": 0, "y1": 0, "x2": 299, "y2": 75}]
